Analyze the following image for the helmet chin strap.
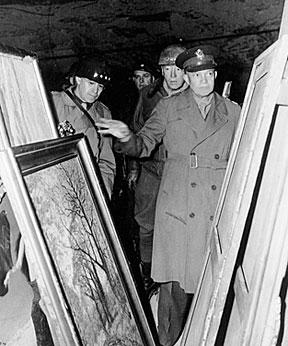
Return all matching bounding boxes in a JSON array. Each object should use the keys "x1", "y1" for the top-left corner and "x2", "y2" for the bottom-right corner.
[{"x1": 71, "y1": 86, "x2": 93, "y2": 109}]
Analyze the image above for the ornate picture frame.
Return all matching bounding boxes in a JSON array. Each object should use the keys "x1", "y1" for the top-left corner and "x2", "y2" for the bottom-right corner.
[{"x1": 0, "y1": 134, "x2": 156, "y2": 346}]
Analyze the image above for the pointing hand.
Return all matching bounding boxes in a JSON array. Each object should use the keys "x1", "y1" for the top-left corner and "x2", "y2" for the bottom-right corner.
[{"x1": 96, "y1": 119, "x2": 132, "y2": 141}]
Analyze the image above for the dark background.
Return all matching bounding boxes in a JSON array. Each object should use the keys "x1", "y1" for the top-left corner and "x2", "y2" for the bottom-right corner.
[{"x1": 0, "y1": 0, "x2": 285, "y2": 105}]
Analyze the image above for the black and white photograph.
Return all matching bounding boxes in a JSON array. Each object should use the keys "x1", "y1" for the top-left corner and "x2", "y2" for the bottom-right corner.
[{"x1": 0, "y1": 1, "x2": 288, "y2": 346}]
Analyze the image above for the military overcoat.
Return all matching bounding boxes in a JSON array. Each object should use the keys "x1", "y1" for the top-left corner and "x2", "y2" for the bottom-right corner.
[{"x1": 117, "y1": 87, "x2": 240, "y2": 293}]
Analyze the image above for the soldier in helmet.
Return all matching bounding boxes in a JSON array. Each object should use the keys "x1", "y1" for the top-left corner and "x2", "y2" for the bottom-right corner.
[
  {"x1": 51, "y1": 56, "x2": 116, "y2": 197},
  {"x1": 132, "y1": 61, "x2": 156, "y2": 91},
  {"x1": 126, "y1": 44, "x2": 188, "y2": 299},
  {"x1": 96, "y1": 45, "x2": 241, "y2": 346},
  {"x1": 113, "y1": 60, "x2": 157, "y2": 125},
  {"x1": 61, "y1": 60, "x2": 80, "y2": 91}
]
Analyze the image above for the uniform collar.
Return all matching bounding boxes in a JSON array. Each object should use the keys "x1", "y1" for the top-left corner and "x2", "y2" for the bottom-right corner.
[
  {"x1": 176, "y1": 89, "x2": 229, "y2": 140},
  {"x1": 192, "y1": 93, "x2": 214, "y2": 119}
]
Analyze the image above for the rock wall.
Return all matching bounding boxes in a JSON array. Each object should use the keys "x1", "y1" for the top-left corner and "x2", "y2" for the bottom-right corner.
[{"x1": 0, "y1": 0, "x2": 285, "y2": 101}]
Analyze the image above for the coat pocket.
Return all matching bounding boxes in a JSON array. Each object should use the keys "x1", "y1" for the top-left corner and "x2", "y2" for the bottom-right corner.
[{"x1": 158, "y1": 160, "x2": 189, "y2": 225}]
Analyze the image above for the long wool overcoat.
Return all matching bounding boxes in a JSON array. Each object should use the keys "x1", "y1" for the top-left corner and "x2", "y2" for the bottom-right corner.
[{"x1": 117, "y1": 87, "x2": 241, "y2": 294}]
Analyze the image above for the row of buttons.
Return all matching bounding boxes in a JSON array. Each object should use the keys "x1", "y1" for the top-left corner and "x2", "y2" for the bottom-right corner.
[
  {"x1": 191, "y1": 153, "x2": 220, "y2": 159},
  {"x1": 189, "y1": 213, "x2": 214, "y2": 221},
  {"x1": 188, "y1": 153, "x2": 220, "y2": 221},
  {"x1": 191, "y1": 182, "x2": 217, "y2": 190}
]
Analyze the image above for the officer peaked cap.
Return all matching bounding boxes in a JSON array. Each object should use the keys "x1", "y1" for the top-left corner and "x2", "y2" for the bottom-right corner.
[{"x1": 176, "y1": 45, "x2": 218, "y2": 72}]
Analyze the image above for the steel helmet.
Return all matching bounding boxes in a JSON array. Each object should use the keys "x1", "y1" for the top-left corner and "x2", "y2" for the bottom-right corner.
[
  {"x1": 75, "y1": 56, "x2": 111, "y2": 86},
  {"x1": 132, "y1": 61, "x2": 156, "y2": 77},
  {"x1": 62, "y1": 60, "x2": 80, "y2": 86},
  {"x1": 158, "y1": 44, "x2": 187, "y2": 66}
]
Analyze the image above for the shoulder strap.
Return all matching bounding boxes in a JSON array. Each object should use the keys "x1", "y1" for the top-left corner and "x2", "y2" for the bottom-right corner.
[{"x1": 65, "y1": 90, "x2": 100, "y2": 132}]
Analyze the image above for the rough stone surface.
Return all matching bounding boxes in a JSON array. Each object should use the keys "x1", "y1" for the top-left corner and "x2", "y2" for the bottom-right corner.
[{"x1": 0, "y1": 0, "x2": 285, "y2": 101}]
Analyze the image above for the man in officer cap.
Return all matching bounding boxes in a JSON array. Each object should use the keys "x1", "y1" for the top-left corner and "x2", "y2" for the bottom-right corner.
[
  {"x1": 52, "y1": 56, "x2": 116, "y2": 197},
  {"x1": 96, "y1": 45, "x2": 241, "y2": 345}
]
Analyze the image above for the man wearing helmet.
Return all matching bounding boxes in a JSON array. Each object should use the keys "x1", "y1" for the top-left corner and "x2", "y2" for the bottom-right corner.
[
  {"x1": 113, "y1": 60, "x2": 157, "y2": 125},
  {"x1": 127, "y1": 44, "x2": 188, "y2": 299},
  {"x1": 96, "y1": 45, "x2": 241, "y2": 346},
  {"x1": 132, "y1": 61, "x2": 156, "y2": 91},
  {"x1": 52, "y1": 56, "x2": 116, "y2": 197}
]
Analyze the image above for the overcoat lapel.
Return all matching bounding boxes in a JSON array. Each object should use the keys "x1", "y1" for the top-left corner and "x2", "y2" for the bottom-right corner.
[
  {"x1": 177, "y1": 89, "x2": 229, "y2": 148},
  {"x1": 177, "y1": 88, "x2": 204, "y2": 131}
]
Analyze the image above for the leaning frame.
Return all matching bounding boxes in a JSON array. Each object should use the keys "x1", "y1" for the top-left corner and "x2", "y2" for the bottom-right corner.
[
  {"x1": 0, "y1": 44, "x2": 58, "y2": 149},
  {"x1": 0, "y1": 134, "x2": 156, "y2": 346}
]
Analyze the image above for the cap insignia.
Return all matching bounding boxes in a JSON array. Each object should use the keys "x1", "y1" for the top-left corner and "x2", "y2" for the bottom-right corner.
[{"x1": 195, "y1": 49, "x2": 205, "y2": 60}]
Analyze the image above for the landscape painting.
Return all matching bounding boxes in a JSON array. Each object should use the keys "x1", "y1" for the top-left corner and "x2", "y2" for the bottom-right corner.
[{"x1": 0, "y1": 135, "x2": 155, "y2": 346}]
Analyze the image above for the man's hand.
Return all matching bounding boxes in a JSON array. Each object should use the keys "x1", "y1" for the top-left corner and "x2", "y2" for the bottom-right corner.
[
  {"x1": 96, "y1": 119, "x2": 132, "y2": 142},
  {"x1": 127, "y1": 170, "x2": 140, "y2": 190}
]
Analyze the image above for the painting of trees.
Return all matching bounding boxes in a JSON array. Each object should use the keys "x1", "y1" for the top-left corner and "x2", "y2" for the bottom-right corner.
[{"x1": 25, "y1": 157, "x2": 143, "y2": 346}]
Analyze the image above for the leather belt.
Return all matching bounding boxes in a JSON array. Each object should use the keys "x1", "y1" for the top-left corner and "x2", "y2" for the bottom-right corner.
[{"x1": 167, "y1": 152, "x2": 228, "y2": 169}]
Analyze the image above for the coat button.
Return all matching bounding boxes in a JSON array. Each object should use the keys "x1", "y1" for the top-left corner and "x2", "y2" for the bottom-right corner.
[
  {"x1": 214, "y1": 154, "x2": 220, "y2": 159},
  {"x1": 191, "y1": 182, "x2": 197, "y2": 188},
  {"x1": 211, "y1": 185, "x2": 217, "y2": 190},
  {"x1": 189, "y1": 212, "x2": 195, "y2": 218}
]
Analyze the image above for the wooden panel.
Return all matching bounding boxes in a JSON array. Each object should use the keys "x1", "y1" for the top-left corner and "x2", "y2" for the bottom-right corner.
[
  {"x1": 239, "y1": 105, "x2": 288, "y2": 345},
  {"x1": 277, "y1": 60, "x2": 288, "y2": 106},
  {"x1": 0, "y1": 46, "x2": 58, "y2": 149},
  {"x1": 279, "y1": 0, "x2": 288, "y2": 38},
  {"x1": 224, "y1": 298, "x2": 242, "y2": 344},
  {"x1": 216, "y1": 71, "x2": 266, "y2": 253},
  {"x1": 234, "y1": 266, "x2": 249, "y2": 323},
  {"x1": 224, "y1": 104, "x2": 288, "y2": 345}
]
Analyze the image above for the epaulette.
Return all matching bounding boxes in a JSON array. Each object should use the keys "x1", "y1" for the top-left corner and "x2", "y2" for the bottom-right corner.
[
  {"x1": 225, "y1": 97, "x2": 240, "y2": 107},
  {"x1": 98, "y1": 100, "x2": 109, "y2": 110},
  {"x1": 162, "y1": 93, "x2": 177, "y2": 99}
]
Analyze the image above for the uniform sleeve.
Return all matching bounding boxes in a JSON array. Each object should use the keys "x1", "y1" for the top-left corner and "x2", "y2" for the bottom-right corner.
[
  {"x1": 136, "y1": 97, "x2": 168, "y2": 156},
  {"x1": 114, "y1": 97, "x2": 168, "y2": 158},
  {"x1": 130, "y1": 92, "x2": 144, "y2": 133},
  {"x1": 97, "y1": 106, "x2": 116, "y2": 198},
  {"x1": 127, "y1": 87, "x2": 143, "y2": 175}
]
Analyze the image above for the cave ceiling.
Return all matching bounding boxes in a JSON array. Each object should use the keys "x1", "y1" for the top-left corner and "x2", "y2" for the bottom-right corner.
[{"x1": 0, "y1": 0, "x2": 285, "y2": 97}]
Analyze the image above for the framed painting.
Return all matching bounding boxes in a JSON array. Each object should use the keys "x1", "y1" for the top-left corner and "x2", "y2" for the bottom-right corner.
[
  {"x1": 0, "y1": 134, "x2": 156, "y2": 346},
  {"x1": 0, "y1": 44, "x2": 58, "y2": 149}
]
